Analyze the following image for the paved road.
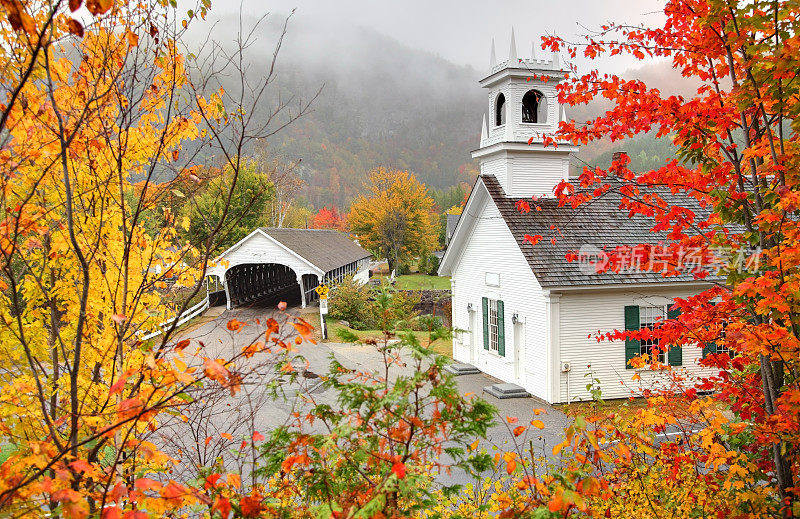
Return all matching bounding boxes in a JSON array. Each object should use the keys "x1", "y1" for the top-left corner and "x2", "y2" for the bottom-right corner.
[{"x1": 157, "y1": 302, "x2": 569, "y2": 486}]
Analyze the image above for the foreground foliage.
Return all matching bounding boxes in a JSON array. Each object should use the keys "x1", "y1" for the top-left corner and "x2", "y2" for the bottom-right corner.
[{"x1": 1, "y1": 0, "x2": 799, "y2": 518}]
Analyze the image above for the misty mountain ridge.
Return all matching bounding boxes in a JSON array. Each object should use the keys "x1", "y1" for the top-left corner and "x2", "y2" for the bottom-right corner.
[{"x1": 186, "y1": 13, "x2": 681, "y2": 210}]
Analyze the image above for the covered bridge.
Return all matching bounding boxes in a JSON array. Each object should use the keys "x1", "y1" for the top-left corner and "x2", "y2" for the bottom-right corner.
[{"x1": 207, "y1": 228, "x2": 371, "y2": 309}]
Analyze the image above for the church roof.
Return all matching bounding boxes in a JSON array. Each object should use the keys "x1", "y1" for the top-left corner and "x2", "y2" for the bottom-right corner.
[{"x1": 481, "y1": 175, "x2": 721, "y2": 288}]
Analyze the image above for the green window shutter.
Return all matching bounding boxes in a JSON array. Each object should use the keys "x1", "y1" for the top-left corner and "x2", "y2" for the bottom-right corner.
[
  {"x1": 667, "y1": 304, "x2": 682, "y2": 366},
  {"x1": 497, "y1": 300, "x2": 505, "y2": 356},
  {"x1": 482, "y1": 297, "x2": 489, "y2": 350},
  {"x1": 624, "y1": 305, "x2": 640, "y2": 369}
]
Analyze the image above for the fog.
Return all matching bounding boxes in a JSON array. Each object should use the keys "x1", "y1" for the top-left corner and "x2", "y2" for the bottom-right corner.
[{"x1": 178, "y1": 4, "x2": 695, "y2": 207}]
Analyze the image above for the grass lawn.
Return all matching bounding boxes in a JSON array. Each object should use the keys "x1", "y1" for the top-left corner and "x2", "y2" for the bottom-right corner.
[
  {"x1": 374, "y1": 274, "x2": 450, "y2": 290},
  {"x1": 301, "y1": 309, "x2": 452, "y2": 359}
]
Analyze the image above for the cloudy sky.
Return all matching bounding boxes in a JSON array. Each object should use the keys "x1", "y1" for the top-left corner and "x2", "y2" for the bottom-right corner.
[{"x1": 206, "y1": 0, "x2": 668, "y2": 74}]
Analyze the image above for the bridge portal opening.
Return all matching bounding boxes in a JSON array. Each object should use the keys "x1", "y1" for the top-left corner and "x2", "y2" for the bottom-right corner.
[{"x1": 225, "y1": 263, "x2": 302, "y2": 308}]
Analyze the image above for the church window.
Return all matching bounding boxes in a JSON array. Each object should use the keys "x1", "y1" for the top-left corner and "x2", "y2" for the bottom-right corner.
[
  {"x1": 482, "y1": 297, "x2": 505, "y2": 356},
  {"x1": 639, "y1": 305, "x2": 667, "y2": 364},
  {"x1": 522, "y1": 89, "x2": 547, "y2": 123},
  {"x1": 495, "y1": 93, "x2": 506, "y2": 126},
  {"x1": 625, "y1": 304, "x2": 682, "y2": 368}
]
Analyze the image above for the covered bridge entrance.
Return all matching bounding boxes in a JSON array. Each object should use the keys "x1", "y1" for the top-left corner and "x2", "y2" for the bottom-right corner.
[{"x1": 207, "y1": 228, "x2": 371, "y2": 309}]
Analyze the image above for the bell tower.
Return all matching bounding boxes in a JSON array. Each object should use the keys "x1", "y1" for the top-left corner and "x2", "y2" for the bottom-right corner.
[{"x1": 473, "y1": 29, "x2": 578, "y2": 198}]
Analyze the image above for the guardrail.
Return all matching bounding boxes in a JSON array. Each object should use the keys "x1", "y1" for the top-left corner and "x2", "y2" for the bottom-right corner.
[{"x1": 139, "y1": 296, "x2": 210, "y2": 341}]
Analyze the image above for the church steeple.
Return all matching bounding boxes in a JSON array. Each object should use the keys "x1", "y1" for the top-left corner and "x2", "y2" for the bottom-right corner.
[{"x1": 473, "y1": 33, "x2": 578, "y2": 198}]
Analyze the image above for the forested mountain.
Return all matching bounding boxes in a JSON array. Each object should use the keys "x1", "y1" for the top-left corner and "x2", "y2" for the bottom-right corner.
[
  {"x1": 193, "y1": 15, "x2": 483, "y2": 211},
  {"x1": 189, "y1": 14, "x2": 680, "y2": 212}
]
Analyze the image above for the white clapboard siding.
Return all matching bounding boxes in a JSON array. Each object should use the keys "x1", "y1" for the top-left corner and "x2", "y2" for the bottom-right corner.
[
  {"x1": 480, "y1": 156, "x2": 507, "y2": 187},
  {"x1": 450, "y1": 194, "x2": 549, "y2": 399},
  {"x1": 557, "y1": 285, "x2": 714, "y2": 402},
  {"x1": 508, "y1": 152, "x2": 569, "y2": 198}
]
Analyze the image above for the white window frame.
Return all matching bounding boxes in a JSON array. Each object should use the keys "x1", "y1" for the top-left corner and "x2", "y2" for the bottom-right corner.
[
  {"x1": 488, "y1": 299, "x2": 499, "y2": 353},
  {"x1": 717, "y1": 321, "x2": 731, "y2": 356},
  {"x1": 639, "y1": 305, "x2": 667, "y2": 364}
]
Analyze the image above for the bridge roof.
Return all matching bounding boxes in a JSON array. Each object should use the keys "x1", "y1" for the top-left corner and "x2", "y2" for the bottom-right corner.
[{"x1": 258, "y1": 228, "x2": 371, "y2": 273}]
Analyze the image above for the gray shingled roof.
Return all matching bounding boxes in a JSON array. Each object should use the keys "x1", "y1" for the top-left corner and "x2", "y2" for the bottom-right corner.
[
  {"x1": 481, "y1": 175, "x2": 721, "y2": 287},
  {"x1": 259, "y1": 228, "x2": 371, "y2": 273}
]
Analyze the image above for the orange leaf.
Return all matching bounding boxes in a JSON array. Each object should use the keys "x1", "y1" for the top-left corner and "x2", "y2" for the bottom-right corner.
[
  {"x1": 203, "y1": 358, "x2": 229, "y2": 384},
  {"x1": 530, "y1": 419, "x2": 545, "y2": 429},
  {"x1": 292, "y1": 320, "x2": 316, "y2": 344},
  {"x1": 69, "y1": 460, "x2": 92, "y2": 473},
  {"x1": 212, "y1": 497, "x2": 231, "y2": 519},
  {"x1": 506, "y1": 416, "x2": 518, "y2": 424},
  {"x1": 240, "y1": 495, "x2": 264, "y2": 518},
  {"x1": 391, "y1": 462, "x2": 406, "y2": 479},
  {"x1": 161, "y1": 481, "x2": 186, "y2": 501},
  {"x1": 506, "y1": 459, "x2": 517, "y2": 474},
  {"x1": 134, "y1": 478, "x2": 162, "y2": 491},
  {"x1": 117, "y1": 398, "x2": 143, "y2": 420},
  {"x1": 252, "y1": 431, "x2": 265, "y2": 442},
  {"x1": 67, "y1": 19, "x2": 84, "y2": 38},
  {"x1": 226, "y1": 319, "x2": 244, "y2": 332},
  {"x1": 227, "y1": 473, "x2": 241, "y2": 489},
  {"x1": 175, "y1": 339, "x2": 190, "y2": 351},
  {"x1": 85, "y1": 0, "x2": 113, "y2": 15},
  {"x1": 102, "y1": 507, "x2": 121, "y2": 519},
  {"x1": 548, "y1": 493, "x2": 563, "y2": 512},
  {"x1": 513, "y1": 425, "x2": 526, "y2": 437},
  {"x1": 220, "y1": 432, "x2": 233, "y2": 440},
  {"x1": 124, "y1": 30, "x2": 138, "y2": 46},
  {"x1": 109, "y1": 376, "x2": 127, "y2": 396}
]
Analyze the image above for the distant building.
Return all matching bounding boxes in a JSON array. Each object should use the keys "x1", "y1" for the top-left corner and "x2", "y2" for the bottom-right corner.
[
  {"x1": 439, "y1": 32, "x2": 715, "y2": 403},
  {"x1": 208, "y1": 228, "x2": 370, "y2": 309},
  {"x1": 445, "y1": 213, "x2": 461, "y2": 247}
]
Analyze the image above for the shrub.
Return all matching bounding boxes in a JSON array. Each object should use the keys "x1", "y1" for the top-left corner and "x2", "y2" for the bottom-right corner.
[
  {"x1": 425, "y1": 254, "x2": 440, "y2": 275},
  {"x1": 328, "y1": 275, "x2": 374, "y2": 330}
]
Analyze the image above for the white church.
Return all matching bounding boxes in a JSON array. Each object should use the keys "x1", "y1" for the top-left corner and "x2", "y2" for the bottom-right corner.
[{"x1": 438, "y1": 33, "x2": 715, "y2": 404}]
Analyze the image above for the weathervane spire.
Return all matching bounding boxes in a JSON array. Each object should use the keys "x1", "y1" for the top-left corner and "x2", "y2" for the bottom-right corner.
[{"x1": 490, "y1": 38, "x2": 496, "y2": 68}]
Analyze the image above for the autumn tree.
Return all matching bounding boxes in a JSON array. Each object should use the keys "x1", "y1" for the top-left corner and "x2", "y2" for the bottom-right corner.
[
  {"x1": 181, "y1": 159, "x2": 275, "y2": 252},
  {"x1": 311, "y1": 205, "x2": 347, "y2": 231},
  {"x1": 486, "y1": 0, "x2": 800, "y2": 516},
  {"x1": 348, "y1": 167, "x2": 437, "y2": 272},
  {"x1": 0, "y1": 1, "x2": 314, "y2": 516}
]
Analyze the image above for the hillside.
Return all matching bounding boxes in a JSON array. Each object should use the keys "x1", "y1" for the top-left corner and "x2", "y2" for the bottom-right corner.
[{"x1": 187, "y1": 15, "x2": 681, "y2": 211}]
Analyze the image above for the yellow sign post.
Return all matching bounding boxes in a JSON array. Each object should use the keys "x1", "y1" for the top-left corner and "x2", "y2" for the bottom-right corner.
[{"x1": 316, "y1": 284, "x2": 329, "y2": 339}]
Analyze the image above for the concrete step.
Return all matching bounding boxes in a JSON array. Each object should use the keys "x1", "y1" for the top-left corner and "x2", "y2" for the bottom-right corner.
[
  {"x1": 443, "y1": 362, "x2": 481, "y2": 376},
  {"x1": 483, "y1": 383, "x2": 530, "y2": 399}
]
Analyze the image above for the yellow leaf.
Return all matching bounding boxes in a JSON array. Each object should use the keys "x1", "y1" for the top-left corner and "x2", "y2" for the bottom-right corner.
[{"x1": 531, "y1": 419, "x2": 545, "y2": 429}]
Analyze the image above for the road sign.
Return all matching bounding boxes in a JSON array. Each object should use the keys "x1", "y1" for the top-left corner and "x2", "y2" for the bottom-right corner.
[
  {"x1": 319, "y1": 298, "x2": 328, "y2": 315},
  {"x1": 315, "y1": 284, "x2": 329, "y2": 298}
]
